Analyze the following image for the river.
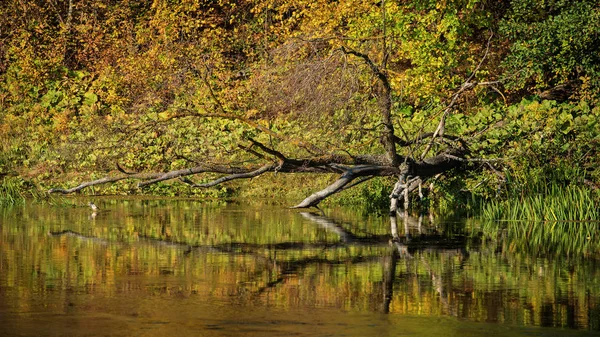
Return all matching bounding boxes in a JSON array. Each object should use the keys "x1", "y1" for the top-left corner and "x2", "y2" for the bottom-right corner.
[{"x1": 1, "y1": 198, "x2": 598, "y2": 336}]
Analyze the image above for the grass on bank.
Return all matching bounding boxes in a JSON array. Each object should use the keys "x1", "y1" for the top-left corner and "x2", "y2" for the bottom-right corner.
[
  {"x1": 0, "y1": 176, "x2": 44, "y2": 206},
  {"x1": 481, "y1": 183, "x2": 600, "y2": 222},
  {"x1": 5, "y1": 165, "x2": 600, "y2": 222}
]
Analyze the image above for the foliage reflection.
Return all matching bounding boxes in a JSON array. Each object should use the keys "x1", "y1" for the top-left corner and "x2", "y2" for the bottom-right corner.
[{"x1": 0, "y1": 200, "x2": 599, "y2": 333}]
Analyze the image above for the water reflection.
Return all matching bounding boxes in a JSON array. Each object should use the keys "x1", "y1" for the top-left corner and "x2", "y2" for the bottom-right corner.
[{"x1": 0, "y1": 200, "x2": 599, "y2": 336}]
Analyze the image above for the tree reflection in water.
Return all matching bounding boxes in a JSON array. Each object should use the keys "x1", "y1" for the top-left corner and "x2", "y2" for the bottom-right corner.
[{"x1": 0, "y1": 202, "x2": 599, "y2": 333}]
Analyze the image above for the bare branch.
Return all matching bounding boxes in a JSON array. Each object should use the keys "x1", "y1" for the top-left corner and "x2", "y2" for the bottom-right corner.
[
  {"x1": 49, "y1": 148, "x2": 466, "y2": 200},
  {"x1": 292, "y1": 165, "x2": 397, "y2": 209},
  {"x1": 190, "y1": 164, "x2": 275, "y2": 188},
  {"x1": 116, "y1": 162, "x2": 136, "y2": 175},
  {"x1": 420, "y1": 32, "x2": 494, "y2": 160},
  {"x1": 238, "y1": 144, "x2": 266, "y2": 160},
  {"x1": 137, "y1": 165, "x2": 250, "y2": 188},
  {"x1": 395, "y1": 133, "x2": 467, "y2": 149},
  {"x1": 338, "y1": 175, "x2": 376, "y2": 192},
  {"x1": 340, "y1": 46, "x2": 402, "y2": 166},
  {"x1": 248, "y1": 138, "x2": 287, "y2": 162},
  {"x1": 47, "y1": 172, "x2": 162, "y2": 194},
  {"x1": 442, "y1": 153, "x2": 507, "y2": 163},
  {"x1": 465, "y1": 32, "x2": 494, "y2": 84},
  {"x1": 389, "y1": 172, "x2": 421, "y2": 214}
]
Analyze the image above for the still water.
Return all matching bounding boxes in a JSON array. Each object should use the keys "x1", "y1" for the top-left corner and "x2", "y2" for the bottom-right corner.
[{"x1": 1, "y1": 199, "x2": 599, "y2": 336}]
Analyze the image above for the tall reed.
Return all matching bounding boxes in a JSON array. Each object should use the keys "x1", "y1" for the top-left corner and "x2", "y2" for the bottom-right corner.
[
  {"x1": 482, "y1": 182, "x2": 600, "y2": 221},
  {"x1": 0, "y1": 177, "x2": 43, "y2": 206},
  {"x1": 0, "y1": 177, "x2": 25, "y2": 206}
]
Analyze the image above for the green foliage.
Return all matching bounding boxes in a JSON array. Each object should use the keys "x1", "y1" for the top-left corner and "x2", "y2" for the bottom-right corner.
[
  {"x1": 142, "y1": 181, "x2": 234, "y2": 199},
  {"x1": 500, "y1": 0, "x2": 600, "y2": 102},
  {"x1": 448, "y1": 99, "x2": 599, "y2": 159},
  {"x1": 482, "y1": 182, "x2": 600, "y2": 222},
  {"x1": 0, "y1": 177, "x2": 26, "y2": 206},
  {"x1": 0, "y1": 176, "x2": 43, "y2": 206},
  {"x1": 419, "y1": 97, "x2": 600, "y2": 217},
  {"x1": 427, "y1": 177, "x2": 481, "y2": 218},
  {"x1": 446, "y1": 99, "x2": 599, "y2": 192},
  {"x1": 331, "y1": 177, "x2": 394, "y2": 214}
]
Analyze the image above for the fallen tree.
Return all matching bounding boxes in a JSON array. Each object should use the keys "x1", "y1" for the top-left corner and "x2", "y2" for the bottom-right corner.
[
  {"x1": 48, "y1": 39, "x2": 493, "y2": 217},
  {"x1": 48, "y1": 145, "x2": 466, "y2": 211}
]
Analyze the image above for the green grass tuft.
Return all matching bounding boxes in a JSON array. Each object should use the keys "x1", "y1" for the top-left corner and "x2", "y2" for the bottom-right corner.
[
  {"x1": 481, "y1": 183, "x2": 600, "y2": 221},
  {"x1": 0, "y1": 176, "x2": 44, "y2": 207}
]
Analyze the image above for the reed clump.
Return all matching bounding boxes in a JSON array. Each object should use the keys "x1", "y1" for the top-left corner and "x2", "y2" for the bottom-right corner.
[
  {"x1": 482, "y1": 183, "x2": 599, "y2": 221},
  {"x1": 0, "y1": 177, "x2": 43, "y2": 206}
]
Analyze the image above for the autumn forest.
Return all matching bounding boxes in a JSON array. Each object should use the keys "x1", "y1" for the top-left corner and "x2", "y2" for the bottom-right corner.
[{"x1": 0, "y1": 0, "x2": 599, "y2": 214}]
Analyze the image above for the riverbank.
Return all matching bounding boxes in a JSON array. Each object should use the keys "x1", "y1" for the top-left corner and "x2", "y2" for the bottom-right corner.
[{"x1": 3, "y1": 171, "x2": 599, "y2": 221}]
